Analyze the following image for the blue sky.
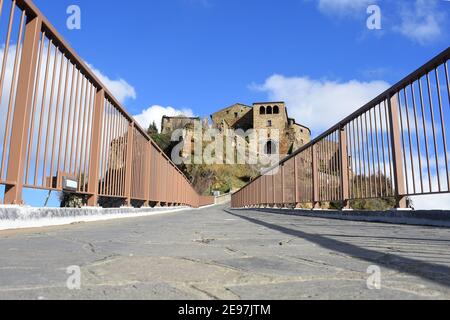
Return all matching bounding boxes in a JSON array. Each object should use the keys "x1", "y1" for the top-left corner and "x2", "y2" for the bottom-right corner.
[
  {"x1": 31, "y1": 0, "x2": 448, "y2": 126},
  {"x1": 11, "y1": 0, "x2": 450, "y2": 207}
]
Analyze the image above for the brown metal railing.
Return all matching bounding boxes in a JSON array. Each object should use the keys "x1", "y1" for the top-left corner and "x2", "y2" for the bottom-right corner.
[
  {"x1": 0, "y1": 0, "x2": 213, "y2": 208},
  {"x1": 232, "y1": 47, "x2": 450, "y2": 209}
]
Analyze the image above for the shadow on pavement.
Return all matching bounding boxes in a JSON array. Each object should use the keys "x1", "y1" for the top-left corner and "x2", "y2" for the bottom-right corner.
[{"x1": 225, "y1": 208, "x2": 450, "y2": 288}]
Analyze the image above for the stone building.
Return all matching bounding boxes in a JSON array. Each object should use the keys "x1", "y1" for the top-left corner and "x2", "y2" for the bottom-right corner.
[
  {"x1": 161, "y1": 116, "x2": 202, "y2": 135},
  {"x1": 211, "y1": 102, "x2": 311, "y2": 156}
]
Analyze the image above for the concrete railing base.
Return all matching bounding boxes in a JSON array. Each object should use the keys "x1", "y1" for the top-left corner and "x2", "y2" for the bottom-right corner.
[{"x1": 233, "y1": 207, "x2": 450, "y2": 228}]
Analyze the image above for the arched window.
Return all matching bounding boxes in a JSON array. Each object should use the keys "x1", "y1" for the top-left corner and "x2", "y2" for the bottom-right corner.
[
  {"x1": 259, "y1": 106, "x2": 266, "y2": 115},
  {"x1": 273, "y1": 105, "x2": 280, "y2": 114},
  {"x1": 267, "y1": 106, "x2": 273, "y2": 115},
  {"x1": 264, "y1": 140, "x2": 278, "y2": 155}
]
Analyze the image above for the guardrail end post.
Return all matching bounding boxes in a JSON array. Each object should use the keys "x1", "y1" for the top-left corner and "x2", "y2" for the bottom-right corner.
[
  {"x1": 388, "y1": 93, "x2": 408, "y2": 209},
  {"x1": 87, "y1": 89, "x2": 105, "y2": 207},
  {"x1": 4, "y1": 15, "x2": 42, "y2": 205}
]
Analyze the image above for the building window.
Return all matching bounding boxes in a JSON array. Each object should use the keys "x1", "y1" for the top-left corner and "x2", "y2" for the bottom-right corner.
[
  {"x1": 267, "y1": 120, "x2": 272, "y2": 127},
  {"x1": 234, "y1": 112, "x2": 238, "y2": 118},
  {"x1": 264, "y1": 140, "x2": 278, "y2": 155},
  {"x1": 273, "y1": 105, "x2": 280, "y2": 114},
  {"x1": 260, "y1": 106, "x2": 266, "y2": 115},
  {"x1": 267, "y1": 106, "x2": 273, "y2": 115}
]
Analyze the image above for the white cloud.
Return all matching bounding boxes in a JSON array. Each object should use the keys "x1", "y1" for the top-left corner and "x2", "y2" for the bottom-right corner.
[
  {"x1": 133, "y1": 105, "x2": 195, "y2": 132},
  {"x1": 316, "y1": 0, "x2": 375, "y2": 17},
  {"x1": 252, "y1": 74, "x2": 390, "y2": 133},
  {"x1": 393, "y1": 0, "x2": 446, "y2": 45},
  {"x1": 86, "y1": 63, "x2": 136, "y2": 104}
]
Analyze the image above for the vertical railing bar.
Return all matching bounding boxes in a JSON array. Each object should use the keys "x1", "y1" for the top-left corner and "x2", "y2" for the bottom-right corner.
[
  {"x1": 83, "y1": 84, "x2": 94, "y2": 193},
  {"x1": 63, "y1": 63, "x2": 77, "y2": 173},
  {"x1": 319, "y1": 141, "x2": 323, "y2": 201},
  {"x1": 33, "y1": 39, "x2": 52, "y2": 186},
  {"x1": 435, "y1": 68, "x2": 450, "y2": 191},
  {"x1": 102, "y1": 101, "x2": 111, "y2": 195},
  {"x1": 359, "y1": 116, "x2": 367, "y2": 197},
  {"x1": 312, "y1": 144, "x2": 318, "y2": 207},
  {"x1": 0, "y1": 0, "x2": 16, "y2": 110},
  {"x1": 325, "y1": 138, "x2": 328, "y2": 201},
  {"x1": 73, "y1": 75, "x2": 86, "y2": 178},
  {"x1": 0, "y1": 0, "x2": 5, "y2": 21},
  {"x1": 106, "y1": 102, "x2": 114, "y2": 196},
  {"x1": 1, "y1": 9, "x2": 25, "y2": 178},
  {"x1": 357, "y1": 117, "x2": 363, "y2": 197},
  {"x1": 364, "y1": 112, "x2": 373, "y2": 198},
  {"x1": 55, "y1": 57, "x2": 71, "y2": 183},
  {"x1": 331, "y1": 134, "x2": 334, "y2": 201},
  {"x1": 348, "y1": 122, "x2": 354, "y2": 198},
  {"x1": 110, "y1": 104, "x2": 116, "y2": 196},
  {"x1": 397, "y1": 91, "x2": 409, "y2": 195},
  {"x1": 410, "y1": 82, "x2": 424, "y2": 194},
  {"x1": 323, "y1": 143, "x2": 326, "y2": 201},
  {"x1": 122, "y1": 119, "x2": 128, "y2": 197},
  {"x1": 348, "y1": 120, "x2": 358, "y2": 199},
  {"x1": 352, "y1": 120, "x2": 359, "y2": 198},
  {"x1": 49, "y1": 53, "x2": 66, "y2": 184},
  {"x1": 41, "y1": 44, "x2": 60, "y2": 186},
  {"x1": 369, "y1": 110, "x2": 377, "y2": 197},
  {"x1": 404, "y1": 86, "x2": 416, "y2": 194},
  {"x1": 99, "y1": 100, "x2": 108, "y2": 195},
  {"x1": 122, "y1": 118, "x2": 128, "y2": 197},
  {"x1": 84, "y1": 82, "x2": 94, "y2": 192},
  {"x1": 445, "y1": 61, "x2": 450, "y2": 106},
  {"x1": 97, "y1": 99, "x2": 105, "y2": 195},
  {"x1": 67, "y1": 68, "x2": 80, "y2": 174},
  {"x1": 426, "y1": 72, "x2": 441, "y2": 192},
  {"x1": 374, "y1": 105, "x2": 382, "y2": 197},
  {"x1": 379, "y1": 103, "x2": 388, "y2": 196},
  {"x1": 383, "y1": 100, "x2": 395, "y2": 194},
  {"x1": 331, "y1": 136, "x2": 334, "y2": 200},
  {"x1": 110, "y1": 106, "x2": 117, "y2": 197},
  {"x1": 112, "y1": 109, "x2": 119, "y2": 197}
]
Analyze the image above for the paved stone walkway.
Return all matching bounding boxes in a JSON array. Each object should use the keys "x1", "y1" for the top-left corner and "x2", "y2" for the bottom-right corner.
[{"x1": 0, "y1": 205, "x2": 449, "y2": 300}]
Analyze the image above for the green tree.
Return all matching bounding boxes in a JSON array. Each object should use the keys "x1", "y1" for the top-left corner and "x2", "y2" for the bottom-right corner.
[{"x1": 147, "y1": 121, "x2": 159, "y2": 135}]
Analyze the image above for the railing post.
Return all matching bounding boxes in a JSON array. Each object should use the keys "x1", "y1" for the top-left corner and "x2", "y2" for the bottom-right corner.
[
  {"x1": 124, "y1": 122, "x2": 134, "y2": 206},
  {"x1": 281, "y1": 164, "x2": 285, "y2": 207},
  {"x1": 143, "y1": 142, "x2": 151, "y2": 207},
  {"x1": 339, "y1": 127, "x2": 350, "y2": 209},
  {"x1": 312, "y1": 144, "x2": 320, "y2": 209},
  {"x1": 272, "y1": 171, "x2": 276, "y2": 207},
  {"x1": 87, "y1": 89, "x2": 105, "y2": 207},
  {"x1": 387, "y1": 93, "x2": 407, "y2": 209},
  {"x1": 4, "y1": 15, "x2": 42, "y2": 205},
  {"x1": 294, "y1": 156, "x2": 300, "y2": 208}
]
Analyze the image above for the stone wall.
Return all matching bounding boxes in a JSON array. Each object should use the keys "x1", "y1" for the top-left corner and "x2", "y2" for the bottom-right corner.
[
  {"x1": 161, "y1": 116, "x2": 201, "y2": 135},
  {"x1": 211, "y1": 104, "x2": 253, "y2": 129}
]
